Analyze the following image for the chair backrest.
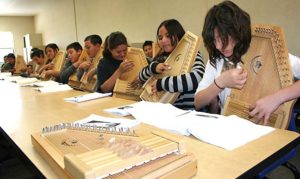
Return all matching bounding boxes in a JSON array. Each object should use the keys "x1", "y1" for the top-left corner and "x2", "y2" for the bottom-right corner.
[
  {"x1": 79, "y1": 46, "x2": 103, "y2": 92},
  {"x1": 113, "y1": 47, "x2": 148, "y2": 101},
  {"x1": 223, "y1": 24, "x2": 295, "y2": 129},
  {"x1": 140, "y1": 31, "x2": 200, "y2": 104},
  {"x1": 68, "y1": 49, "x2": 89, "y2": 89}
]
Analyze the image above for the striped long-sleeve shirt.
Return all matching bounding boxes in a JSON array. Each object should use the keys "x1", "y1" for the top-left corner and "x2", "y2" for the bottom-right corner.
[{"x1": 139, "y1": 52, "x2": 205, "y2": 110}]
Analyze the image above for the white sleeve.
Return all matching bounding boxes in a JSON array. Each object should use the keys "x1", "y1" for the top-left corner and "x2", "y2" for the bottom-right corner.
[
  {"x1": 289, "y1": 53, "x2": 300, "y2": 79},
  {"x1": 196, "y1": 60, "x2": 217, "y2": 94}
]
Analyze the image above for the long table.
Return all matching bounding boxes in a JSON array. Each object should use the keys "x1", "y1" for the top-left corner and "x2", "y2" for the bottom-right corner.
[{"x1": 0, "y1": 80, "x2": 299, "y2": 178}]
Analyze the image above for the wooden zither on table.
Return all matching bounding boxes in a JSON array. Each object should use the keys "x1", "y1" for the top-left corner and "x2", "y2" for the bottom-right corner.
[{"x1": 31, "y1": 123, "x2": 197, "y2": 179}]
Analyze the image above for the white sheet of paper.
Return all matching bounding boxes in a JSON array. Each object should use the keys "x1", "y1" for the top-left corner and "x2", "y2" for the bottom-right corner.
[
  {"x1": 16, "y1": 77, "x2": 40, "y2": 85},
  {"x1": 125, "y1": 101, "x2": 191, "y2": 135},
  {"x1": 31, "y1": 80, "x2": 59, "y2": 87},
  {"x1": 37, "y1": 84, "x2": 73, "y2": 93},
  {"x1": 187, "y1": 113, "x2": 275, "y2": 150},
  {"x1": 104, "y1": 103, "x2": 139, "y2": 116},
  {"x1": 64, "y1": 92, "x2": 112, "y2": 103},
  {"x1": 74, "y1": 114, "x2": 140, "y2": 130}
]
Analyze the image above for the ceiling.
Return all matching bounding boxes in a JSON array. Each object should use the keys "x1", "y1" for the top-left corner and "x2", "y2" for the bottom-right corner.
[{"x1": 0, "y1": 0, "x2": 46, "y2": 16}]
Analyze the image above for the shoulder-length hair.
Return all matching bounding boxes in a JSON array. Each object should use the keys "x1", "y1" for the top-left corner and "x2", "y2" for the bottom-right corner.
[
  {"x1": 154, "y1": 19, "x2": 185, "y2": 62},
  {"x1": 202, "y1": 1, "x2": 251, "y2": 67}
]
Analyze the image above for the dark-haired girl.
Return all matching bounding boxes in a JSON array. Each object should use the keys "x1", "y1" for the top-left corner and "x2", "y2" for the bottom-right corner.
[
  {"x1": 96, "y1": 32, "x2": 134, "y2": 93},
  {"x1": 138, "y1": 19, "x2": 205, "y2": 110},
  {"x1": 194, "y1": 1, "x2": 251, "y2": 113}
]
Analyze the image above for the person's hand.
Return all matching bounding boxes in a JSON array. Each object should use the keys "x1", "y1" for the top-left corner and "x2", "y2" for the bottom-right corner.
[
  {"x1": 151, "y1": 79, "x2": 158, "y2": 93},
  {"x1": 249, "y1": 94, "x2": 281, "y2": 125},
  {"x1": 155, "y1": 63, "x2": 171, "y2": 74},
  {"x1": 79, "y1": 61, "x2": 91, "y2": 70},
  {"x1": 130, "y1": 76, "x2": 143, "y2": 89},
  {"x1": 215, "y1": 68, "x2": 247, "y2": 89},
  {"x1": 45, "y1": 70, "x2": 53, "y2": 78},
  {"x1": 118, "y1": 60, "x2": 134, "y2": 74},
  {"x1": 86, "y1": 69, "x2": 95, "y2": 82},
  {"x1": 27, "y1": 66, "x2": 33, "y2": 74},
  {"x1": 46, "y1": 63, "x2": 54, "y2": 70}
]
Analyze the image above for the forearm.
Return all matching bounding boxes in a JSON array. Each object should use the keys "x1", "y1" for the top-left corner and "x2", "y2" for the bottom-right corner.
[
  {"x1": 60, "y1": 66, "x2": 76, "y2": 84},
  {"x1": 194, "y1": 84, "x2": 222, "y2": 110},
  {"x1": 51, "y1": 71, "x2": 61, "y2": 78},
  {"x1": 273, "y1": 80, "x2": 300, "y2": 104},
  {"x1": 100, "y1": 70, "x2": 121, "y2": 93}
]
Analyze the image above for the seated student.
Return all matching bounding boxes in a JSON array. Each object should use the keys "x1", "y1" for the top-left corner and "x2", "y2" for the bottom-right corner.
[
  {"x1": 96, "y1": 32, "x2": 134, "y2": 93},
  {"x1": 138, "y1": 19, "x2": 205, "y2": 110},
  {"x1": 39, "y1": 43, "x2": 60, "y2": 80},
  {"x1": 29, "y1": 49, "x2": 46, "y2": 77},
  {"x1": 142, "y1": 40, "x2": 153, "y2": 63},
  {"x1": 60, "y1": 42, "x2": 83, "y2": 84},
  {"x1": 1, "y1": 53, "x2": 16, "y2": 73},
  {"x1": 194, "y1": 1, "x2": 251, "y2": 113},
  {"x1": 1, "y1": 55, "x2": 7, "y2": 68},
  {"x1": 249, "y1": 54, "x2": 300, "y2": 124},
  {"x1": 78, "y1": 34, "x2": 103, "y2": 81}
]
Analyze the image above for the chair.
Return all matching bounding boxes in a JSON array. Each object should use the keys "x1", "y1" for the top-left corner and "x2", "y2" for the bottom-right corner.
[{"x1": 257, "y1": 105, "x2": 300, "y2": 178}]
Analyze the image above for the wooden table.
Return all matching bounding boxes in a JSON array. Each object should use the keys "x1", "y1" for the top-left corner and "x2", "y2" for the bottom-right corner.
[{"x1": 0, "y1": 80, "x2": 299, "y2": 179}]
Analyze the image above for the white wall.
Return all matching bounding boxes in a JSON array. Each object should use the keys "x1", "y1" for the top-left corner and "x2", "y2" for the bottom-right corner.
[
  {"x1": 0, "y1": 16, "x2": 35, "y2": 56},
  {"x1": 31, "y1": 0, "x2": 300, "y2": 57},
  {"x1": 34, "y1": 0, "x2": 76, "y2": 50}
]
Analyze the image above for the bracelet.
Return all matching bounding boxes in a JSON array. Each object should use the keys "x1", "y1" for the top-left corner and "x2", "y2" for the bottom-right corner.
[{"x1": 214, "y1": 79, "x2": 224, "y2": 90}]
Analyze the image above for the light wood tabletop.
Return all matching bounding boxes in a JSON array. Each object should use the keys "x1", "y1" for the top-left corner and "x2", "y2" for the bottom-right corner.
[{"x1": 0, "y1": 80, "x2": 299, "y2": 179}]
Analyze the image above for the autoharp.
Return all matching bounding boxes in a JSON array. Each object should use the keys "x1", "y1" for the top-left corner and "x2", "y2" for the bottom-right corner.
[
  {"x1": 80, "y1": 47, "x2": 103, "y2": 92},
  {"x1": 68, "y1": 49, "x2": 89, "y2": 89},
  {"x1": 113, "y1": 47, "x2": 148, "y2": 101},
  {"x1": 40, "y1": 50, "x2": 66, "y2": 80},
  {"x1": 31, "y1": 123, "x2": 197, "y2": 179},
  {"x1": 14, "y1": 55, "x2": 27, "y2": 75},
  {"x1": 140, "y1": 31, "x2": 200, "y2": 103},
  {"x1": 152, "y1": 42, "x2": 161, "y2": 58},
  {"x1": 223, "y1": 24, "x2": 294, "y2": 129}
]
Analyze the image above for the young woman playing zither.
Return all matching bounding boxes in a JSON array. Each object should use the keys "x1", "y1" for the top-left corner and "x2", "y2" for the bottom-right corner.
[
  {"x1": 194, "y1": 1, "x2": 251, "y2": 113},
  {"x1": 138, "y1": 19, "x2": 205, "y2": 110}
]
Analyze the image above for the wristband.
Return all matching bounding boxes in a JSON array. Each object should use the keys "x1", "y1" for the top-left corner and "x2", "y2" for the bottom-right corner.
[{"x1": 214, "y1": 79, "x2": 224, "y2": 90}]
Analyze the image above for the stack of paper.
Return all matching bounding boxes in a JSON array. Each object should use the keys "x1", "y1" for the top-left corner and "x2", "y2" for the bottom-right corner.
[
  {"x1": 104, "y1": 103, "x2": 139, "y2": 116},
  {"x1": 121, "y1": 101, "x2": 191, "y2": 135},
  {"x1": 15, "y1": 77, "x2": 40, "y2": 85},
  {"x1": 73, "y1": 114, "x2": 140, "y2": 130},
  {"x1": 187, "y1": 113, "x2": 275, "y2": 150},
  {"x1": 64, "y1": 92, "x2": 112, "y2": 103},
  {"x1": 31, "y1": 80, "x2": 59, "y2": 87},
  {"x1": 0, "y1": 72, "x2": 12, "y2": 80},
  {"x1": 121, "y1": 101, "x2": 275, "y2": 150},
  {"x1": 37, "y1": 84, "x2": 73, "y2": 93}
]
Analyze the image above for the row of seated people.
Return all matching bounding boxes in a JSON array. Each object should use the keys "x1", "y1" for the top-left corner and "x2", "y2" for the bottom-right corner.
[
  {"x1": 5, "y1": 1, "x2": 300, "y2": 128},
  {"x1": 1, "y1": 53, "x2": 16, "y2": 73}
]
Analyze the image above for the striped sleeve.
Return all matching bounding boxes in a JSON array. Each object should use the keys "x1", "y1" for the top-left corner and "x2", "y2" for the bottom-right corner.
[
  {"x1": 156, "y1": 52, "x2": 205, "y2": 92},
  {"x1": 138, "y1": 61, "x2": 159, "y2": 82}
]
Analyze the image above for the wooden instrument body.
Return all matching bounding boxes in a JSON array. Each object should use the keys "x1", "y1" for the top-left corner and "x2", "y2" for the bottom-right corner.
[
  {"x1": 113, "y1": 47, "x2": 148, "y2": 101},
  {"x1": 223, "y1": 25, "x2": 295, "y2": 129},
  {"x1": 68, "y1": 49, "x2": 89, "y2": 89},
  {"x1": 31, "y1": 125, "x2": 196, "y2": 179},
  {"x1": 40, "y1": 50, "x2": 66, "y2": 80},
  {"x1": 80, "y1": 47, "x2": 103, "y2": 92},
  {"x1": 14, "y1": 55, "x2": 27, "y2": 75},
  {"x1": 140, "y1": 31, "x2": 200, "y2": 104},
  {"x1": 152, "y1": 41, "x2": 161, "y2": 58}
]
